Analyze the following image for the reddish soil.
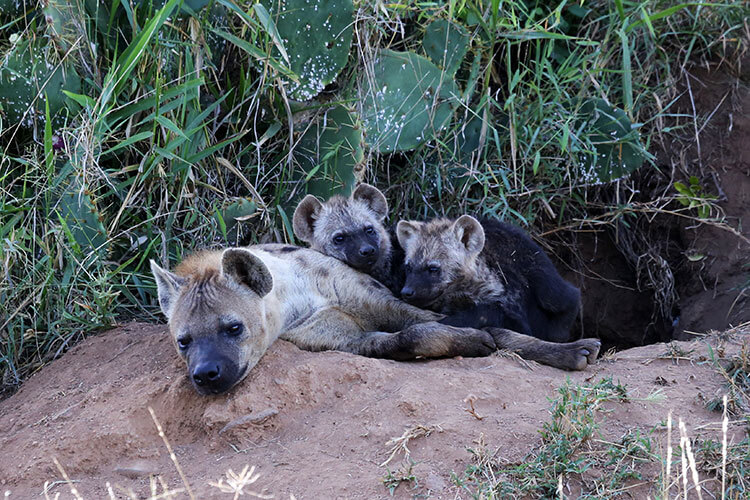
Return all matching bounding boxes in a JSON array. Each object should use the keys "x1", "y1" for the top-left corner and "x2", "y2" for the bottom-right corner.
[{"x1": 0, "y1": 322, "x2": 747, "y2": 499}]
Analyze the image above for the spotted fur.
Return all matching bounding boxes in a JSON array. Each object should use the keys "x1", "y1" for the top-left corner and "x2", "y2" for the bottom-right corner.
[{"x1": 151, "y1": 245, "x2": 499, "y2": 395}]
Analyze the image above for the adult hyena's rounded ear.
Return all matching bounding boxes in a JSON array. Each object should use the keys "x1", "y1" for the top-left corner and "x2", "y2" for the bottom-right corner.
[
  {"x1": 222, "y1": 249, "x2": 273, "y2": 298},
  {"x1": 150, "y1": 259, "x2": 186, "y2": 321},
  {"x1": 292, "y1": 195, "x2": 323, "y2": 244},
  {"x1": 453, "y1": 215, "x2": 485, "y2": 255},
  {"x1": 352, "y1": 183, "x2": 388, "y2": 220},
  {"x1": 396, "y1": 220, "x2": 421, "y2": 250}
]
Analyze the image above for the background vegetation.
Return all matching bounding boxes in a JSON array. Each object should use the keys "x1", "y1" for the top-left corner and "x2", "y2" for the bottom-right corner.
[{"x1": 0, "y1": 0, "x2": 747, "y2": 395}]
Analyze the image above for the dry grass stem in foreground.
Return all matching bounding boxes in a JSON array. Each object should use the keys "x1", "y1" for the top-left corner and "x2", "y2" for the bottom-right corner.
[{"x1": 380, "y1": 424, "x2": 443, "y2": 467}]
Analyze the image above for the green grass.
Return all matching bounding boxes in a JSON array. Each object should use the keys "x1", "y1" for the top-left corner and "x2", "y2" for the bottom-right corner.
[
  {"x1": 452, "y1": 374, "x2": 748, "y2": 499},
  {"x1": 1, "y1": 0, "x2": 748, "y2": 394}
]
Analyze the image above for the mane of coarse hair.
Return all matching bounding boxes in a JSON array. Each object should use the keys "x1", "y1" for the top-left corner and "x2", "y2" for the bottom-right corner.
[{"x1": 174, "y1": 250, "x2": 223, "y2": 281}]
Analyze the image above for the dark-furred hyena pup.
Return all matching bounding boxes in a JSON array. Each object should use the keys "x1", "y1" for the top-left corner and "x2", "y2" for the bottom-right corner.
[
  {"x1": 293, "y1": 184, "x2": 599, "y2": 369},
  {"x1": 396, "y1": 215, "x2": 582, "y2": 344},
  {"x1": 293, "y1": 183, "x2": 404, "y2": 293}
]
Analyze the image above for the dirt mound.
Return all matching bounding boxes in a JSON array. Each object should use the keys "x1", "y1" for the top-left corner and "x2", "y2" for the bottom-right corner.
[{"x1": 1, "y1": 322, "x2": 747, "y2": 498}]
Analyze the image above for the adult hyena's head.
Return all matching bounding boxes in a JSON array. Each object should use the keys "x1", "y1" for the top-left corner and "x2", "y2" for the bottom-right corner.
[
  {"x1": 150, "y1": 249, "x2": 276, "y2": 395},
  {"x1": 293, "y1": 183, "x2": 391, "y2": 273},
  {"x1": 396, "y1": 215, "x2": 486, "y2": 309}
]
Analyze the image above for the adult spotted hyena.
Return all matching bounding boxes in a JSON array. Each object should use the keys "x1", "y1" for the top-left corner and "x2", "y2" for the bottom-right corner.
[
  {"x1": 396, "y1": 216, "x2": 583, "y2": 345},
  {"x1": 151, "y1": 245, "x2": 597, "y2": 395},
  {"x1": 150, "y1": 245, "x2": 498, "y2": 394},
  {"x1": 293, "y1": 184, "x2": 404, "y2": 293}
]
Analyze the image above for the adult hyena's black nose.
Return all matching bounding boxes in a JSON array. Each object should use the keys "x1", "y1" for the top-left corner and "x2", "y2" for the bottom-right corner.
[
  {"x1": 192, "y1": 362, "x2": 221, "y2": 386},
  {"x1": 400, "y1": 286, "x2": 415, "y2": 299},
  {"x1": 359, "y1": 245, "x2": 376, "y2": 257}
]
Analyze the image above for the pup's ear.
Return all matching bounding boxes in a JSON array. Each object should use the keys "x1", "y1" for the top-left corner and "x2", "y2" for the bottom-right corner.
[
  {"x1": 292, "y1": 195, "x2": 323, "y2": 244},
  {"x1": 352, "y1": 183, "x2": 388, "y2": 220},
  {"x1": 150, "y1": 260, "x2": 186, "y2": 320},
  {"x1": 396, "y1": 220, "x2": 421, "y2": 250},
  {"x1": 453, "y1": 215, "x2": 485, "y2": 255},
  {"x1": 221, "y1": 249, "x2": 273, "y2": 298}
]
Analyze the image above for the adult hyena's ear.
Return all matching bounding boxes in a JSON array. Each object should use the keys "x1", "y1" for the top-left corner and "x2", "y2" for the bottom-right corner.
[
  {"x1": 150, "y1": 260, "x2": 187, "y2": 321},
  {"x1": 351, "y1": 183, "x2": 388, "y2": 220},
  {"x1": 453, "y1": 215, "x2": 485, "y2": 256},
  {"x1": 292, "y1": 195, "x2": 323, "y2": 243},
  {"x1": 396, "y1": 220, "x2": 421, "y2": 251},
  {"x1": 222, "y1": 249, "x2": 273, "y2": 298}
]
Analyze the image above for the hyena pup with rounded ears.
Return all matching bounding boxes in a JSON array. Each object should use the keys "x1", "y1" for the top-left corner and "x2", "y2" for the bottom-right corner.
[
  {"x1": 293, "y1": 184, "x2": 599, "y2": 370},
  {"x1": 293, "y1": 183, "x2": 405, "y2": 293},
  {"x1": 396, "y1": 216, "x2": 586, "y2": 344}
]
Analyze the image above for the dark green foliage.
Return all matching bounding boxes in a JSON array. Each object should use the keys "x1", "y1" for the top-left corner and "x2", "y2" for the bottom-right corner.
[
  {"x1": 56, "y1": 162, "x2": 109, "y2": 256},
  {"x1": 575, "y1": 98, "x2": 645, "y2": 184},
  {"x1": 215, "y1": 199, "x2": 257, "y2": 245},
  {"x1": 361, "y1": 50, "x2": 459, "y2": 153},
  {"x1": 0, "y1": 39, "x2": 81, "y2": 127},
  {"x1": 294, "y1": 104, "x2": 363, "y2": 199},
  {"x1": 422, "y1": 19, "x2": 469, "y2": 76},
  {"x1": 260, "y1": 0, "x2": 354, "y2": 100},
  {"x1": 0, "y1": 0, "x2": 32, "y2": 16}
]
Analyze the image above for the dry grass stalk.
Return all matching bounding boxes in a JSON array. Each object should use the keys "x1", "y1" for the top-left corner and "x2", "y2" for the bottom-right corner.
[
  {"x1": 148, "y1": 406, "x2": 196, "y2": 500},
  {"x1": 380, "y1": 424, "x2": 442, "y2": 467}
]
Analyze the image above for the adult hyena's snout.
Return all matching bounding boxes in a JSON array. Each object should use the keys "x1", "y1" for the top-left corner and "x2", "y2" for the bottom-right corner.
[
  {"x1": 192, "y1": 361, "x2": 221, "y2": 386},
  {"x1": 189, "y1": 349, "x2": 245, "y2": 395}
]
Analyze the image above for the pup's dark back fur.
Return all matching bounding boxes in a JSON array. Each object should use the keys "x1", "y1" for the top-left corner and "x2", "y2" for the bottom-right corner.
[{"x1": 397, "y1": 216, "x2": 581, "y2": 343}]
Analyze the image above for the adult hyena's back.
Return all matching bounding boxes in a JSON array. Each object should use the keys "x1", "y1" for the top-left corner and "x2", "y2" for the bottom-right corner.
[{"x1": 254, "y1": 244, "x2": 438, "y2": 333}]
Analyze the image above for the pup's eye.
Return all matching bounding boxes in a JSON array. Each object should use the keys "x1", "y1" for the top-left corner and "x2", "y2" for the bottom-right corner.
[
  {"x1": 428, "y1": 265, "x2": 440, "y2": 274},
  {"x1": 226, "y1": 323, "x2": 243, "y2": 336},
  {"x1": 333, "y1": 234, "x2": 345, "y2": 244},
  {"x1": 364, "y1": 226, "x2": 375, "y2": 235},
  {"x1": 177, "y1": 336, "x2": 192, "y2": 349}
]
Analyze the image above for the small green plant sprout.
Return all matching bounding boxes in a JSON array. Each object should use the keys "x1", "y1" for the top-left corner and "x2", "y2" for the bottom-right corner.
[
  {"x1": 575, "y1": 98, "x2": 646, "y2": 184},
  {"x1": 674, "y1": 176, "x2": 717, "y2": 219},
  {"x1": 361, "y1": 50, "x2": 460, "y2": 153},
  {"x1": 382, "y1": 461, "x2": 419, "y2": 496},
  {"x1": 260, "y1": 0, "x2": 354, "y2": 101}
]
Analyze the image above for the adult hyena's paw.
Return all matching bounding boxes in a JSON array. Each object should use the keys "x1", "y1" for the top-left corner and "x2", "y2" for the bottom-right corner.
[
  {"x1": 450, "y1": 327, "x2": 497, "y2": 357},
  {"x1": 562, "y1": 338, "x2": 601, "y2": 371},
  {"x1": 404, "y1": 323, "x2": 496, "y2": 358}
]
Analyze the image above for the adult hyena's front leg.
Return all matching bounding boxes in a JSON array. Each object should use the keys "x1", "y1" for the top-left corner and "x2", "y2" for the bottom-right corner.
[
  {"x1": 487, "y1": 328, "x2": 600, "y2": 370},
  {"x1": 282, "y1": 307, "x2": 495, "y2": 360}
]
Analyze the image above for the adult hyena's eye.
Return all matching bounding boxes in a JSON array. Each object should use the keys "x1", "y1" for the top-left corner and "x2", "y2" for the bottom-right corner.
[
  {"x1": 427, "y1": 265, "x2": 441, "y2": 274},
  {"x1": 177, "y1": 335, "x2": 192, "y2": 349},
  {"x1": 333, "y1": 234, "x2": 345, "y2": 244},
  {"x1": 364, "y1": 226, "x2": 375, "y2": 235},
  {"x1": 225, "y1": 323, "x2": 243, "y2": 337}
]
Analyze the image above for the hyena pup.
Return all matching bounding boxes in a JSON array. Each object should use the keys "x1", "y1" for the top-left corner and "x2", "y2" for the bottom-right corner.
[
  {"x1": 150, "y1": 245, "x2": 498, "y2": 395},
  {"x1": 293, "y1": 185, "x2": 599, "y2": 370},
  {"x1": 293, "y1": 183, "x2": 404, "y2": 293},
  {"x1": 396, "y1": 216, "x2": 585, "y2": 347}
]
